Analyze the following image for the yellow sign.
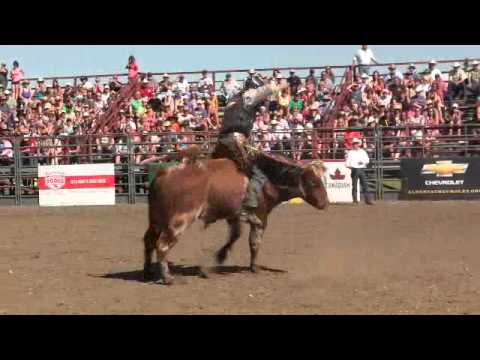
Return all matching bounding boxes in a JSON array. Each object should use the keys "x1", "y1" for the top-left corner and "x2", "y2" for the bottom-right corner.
[{"x1": 421, "y1": 161, "x2": 468, "y2": 177}]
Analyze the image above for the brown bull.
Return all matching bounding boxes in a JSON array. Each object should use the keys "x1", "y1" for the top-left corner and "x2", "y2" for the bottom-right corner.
[{"x1": 143, "y1": 151, "x2": 328, "y2": 284}]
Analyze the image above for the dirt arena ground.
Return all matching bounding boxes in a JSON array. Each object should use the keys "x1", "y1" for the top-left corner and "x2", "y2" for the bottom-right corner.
[{"x1": 1, "y1": 201, "x2": 480, "y2": 314}]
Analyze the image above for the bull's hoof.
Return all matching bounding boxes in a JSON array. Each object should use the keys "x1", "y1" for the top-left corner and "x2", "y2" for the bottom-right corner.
[
  {"x1": 198, "y1": 267, "x2": 210, "y2": 279},
  {"x1": 156, "y1": 276, "x2": 175, "y2": 285},
  {"x1": 143, "y1": 272, "x2": 155, "y2": 282},
  {"x1": 143, "y1": 268, "x2": 155, "y2": 282},
  {"x1": 215, "y1": 248, "x2": 228, "y2": 265},
  {"x1": 250, "y1": 264, "x2": 259, "y2": 273}
]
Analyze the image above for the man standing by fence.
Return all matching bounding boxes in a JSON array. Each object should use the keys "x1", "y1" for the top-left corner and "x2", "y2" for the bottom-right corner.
[
  {"x1": 353, "y1": 45, "x2": 378, "y2": 76},
  {"x1": 346, "y1": 138, "x2": 374, "y2": 205}
]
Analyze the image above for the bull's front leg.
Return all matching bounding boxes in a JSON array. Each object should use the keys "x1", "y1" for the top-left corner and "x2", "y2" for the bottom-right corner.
[{"x1": 248, "y1": 223, "x2": 265, "y2": 273}]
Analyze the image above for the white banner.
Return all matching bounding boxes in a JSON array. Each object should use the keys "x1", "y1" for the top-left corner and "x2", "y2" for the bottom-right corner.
[
  {"x1": 38, "y1": 164, "x2": 115, "y2": 207},
  {"x1": 324, "y1": 161, "x2": 356, "y2": 203}
]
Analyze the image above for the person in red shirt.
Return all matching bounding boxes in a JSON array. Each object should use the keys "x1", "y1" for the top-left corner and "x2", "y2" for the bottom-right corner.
[
  {"x1": 344, "y1": 120, "x2": 364, "y2": 150},
  {"x1": 139, "y1": 79, "x2": 154, "y2": 99},
  {"x1": 126, "y1": 56, "x2": 139, "y2": 83},
  {"x1": 95, "y1": 77, "x2": 104, "y2": 94}
]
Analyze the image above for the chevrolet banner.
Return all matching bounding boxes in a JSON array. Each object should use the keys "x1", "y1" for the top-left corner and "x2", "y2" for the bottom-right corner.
[{"x1": 400, "y1": 158, "x2": 480, "y2": 200}]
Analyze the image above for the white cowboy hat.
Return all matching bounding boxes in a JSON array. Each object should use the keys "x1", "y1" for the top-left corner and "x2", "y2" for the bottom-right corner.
[
  {"x1": 453, "y1": 62, "x2": 461, "y2": 68},
  {"x1": 352, "y1": 138, "x2": 362, "y2": 144}
]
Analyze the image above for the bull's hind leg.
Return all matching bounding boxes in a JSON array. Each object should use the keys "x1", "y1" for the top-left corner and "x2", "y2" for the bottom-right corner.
[
  {"x1": 216, "y1": 217, "x2": 242, "y2": 264},
  {"x1": 155, "y1": 228, "x2": 178, "y2": 285},
  {"x1": 155, "y1": 215, "x2": 195, "y2": 285},
  {"x1": 143, "y1": 226, "x2": 161, "y2": 281}
]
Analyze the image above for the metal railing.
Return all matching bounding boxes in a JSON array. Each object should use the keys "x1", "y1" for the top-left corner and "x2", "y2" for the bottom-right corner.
[{"x1": 7, "y1": 57, "x2": 476, "y2": 91}]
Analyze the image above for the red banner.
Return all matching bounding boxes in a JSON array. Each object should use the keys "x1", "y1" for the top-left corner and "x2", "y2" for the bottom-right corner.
[{"x1": 38, "y1": 175, "x2": 115, "y2": 190}]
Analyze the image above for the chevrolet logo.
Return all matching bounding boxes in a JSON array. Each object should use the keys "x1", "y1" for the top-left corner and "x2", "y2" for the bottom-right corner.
[{"x1": 421, "y1": 161, "x2": 469, "y2": 177}]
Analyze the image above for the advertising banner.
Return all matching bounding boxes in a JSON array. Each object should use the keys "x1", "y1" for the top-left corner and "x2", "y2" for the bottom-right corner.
[
  {"x1": 38, "y1": 164, "x2": 115, "y2": 207},
  {"x1": 400, "y1": 158, "x2": 480, "y2": 200},
  {"x1": 324, "y1": 160, "x2": 356, "y2": 203}
]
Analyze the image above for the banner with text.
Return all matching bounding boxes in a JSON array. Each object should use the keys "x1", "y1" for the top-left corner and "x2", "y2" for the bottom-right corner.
[
  {"x1": 39, "y1": 164, "x2": 115, "y2": 207},
  {"x1": 400, "y1": 157, "x2": 480, "y2": 200},
  {"x1": 324, "y1": 161, "x2": 355, "y2": 203}
]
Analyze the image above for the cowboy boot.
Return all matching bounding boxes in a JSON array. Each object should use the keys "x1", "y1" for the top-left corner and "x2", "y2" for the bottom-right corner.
[{"x1": 365, "y1": 195, "x2": 374, "y2": 205}]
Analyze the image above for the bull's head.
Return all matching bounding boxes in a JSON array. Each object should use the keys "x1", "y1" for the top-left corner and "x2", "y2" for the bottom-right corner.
[{"x1": 299, "y1": 161, "x2": 329, "y2": 210}]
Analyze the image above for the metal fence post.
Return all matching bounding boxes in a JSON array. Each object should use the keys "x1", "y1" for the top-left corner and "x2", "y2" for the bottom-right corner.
[
  {"x1": 126, "y1": 135, "x2": 135, "y2": 204},
  {"x1": 375, "y1": 126, "x2": 383, "y2": 201},
  {"x1": 13, "y1": 137, "x2": 22, "y2": 206},
  {"x1": 464, "y1": 123, "x2": 469, "y2": 156}
]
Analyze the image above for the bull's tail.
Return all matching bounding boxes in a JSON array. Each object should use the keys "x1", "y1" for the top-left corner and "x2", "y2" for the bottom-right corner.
[{"x1": 179, "y1": 145, "x2": 203, "y2": 165}]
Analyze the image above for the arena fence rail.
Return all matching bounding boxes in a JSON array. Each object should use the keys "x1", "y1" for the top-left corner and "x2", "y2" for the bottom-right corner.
[{"x1": 2, "y1": 123, "x2": 480, "y2": 205}]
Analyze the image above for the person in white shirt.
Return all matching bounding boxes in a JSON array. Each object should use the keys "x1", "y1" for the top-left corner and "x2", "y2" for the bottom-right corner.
[
  {"x1": 175, "y1": 74, "x2": 190, "y2": 95},
  {"x1": 353, "y1": 45, "x2": 378, "y2": 76},
  {"x1": 384, "y1": 64, "x2": 403, "y2": 84},
  {"x1": 427, "y1": 60, "x2": 443, "y2": 80},
  {"x1": 198, "y1": 70, "x2": 213, "y2": 94},
  {"x1": 221, "y1": 73, "x2": 241, "y2": 101},
  {"x1": 345, "y1": 138, "x2": 373, "y2": 205}
]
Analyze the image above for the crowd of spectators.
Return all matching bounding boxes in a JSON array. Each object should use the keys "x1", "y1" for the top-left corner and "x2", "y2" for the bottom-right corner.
[
  {"x1": 0, "y1": 56, "x2": 339, "y2": 165},
  {"x1": 333, "y1": 53, "x2": 480, "y2": 160}
]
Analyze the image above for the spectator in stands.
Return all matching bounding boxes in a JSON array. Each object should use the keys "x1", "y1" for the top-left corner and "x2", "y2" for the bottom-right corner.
[
  {"x1": 426, "y1": 60, "x2": 442, "y2": 80},
  {"x1": 175, "y1": 74, "x2": 189, "y2": 95},
  {"x1": 447, "y1": 62, "x2": 467, "y2": 101},
  {"x1": 353, "y1": 45, "x2": 378, "y2": 76},
  {"x1": 319, "y1": 70, "x2": 334, "y2": 93},
  {"x1": 384, "y1": 64, "x2": 403, "y2": 86},
  {"x1": 0, "y1": 63, "x2": 8, "y2": 90},
  {"x1": 80, "y1": 76, "x2": 94, "y2": 91},
  {"x1": 126, "y1": 55, "x2": 139, "y2": 83},
  {"x1": 198, "y1": 70, "x2": 213, "y2": 94},
  {"x1": 244, "y1": 69, "x2": 264, "y2": 90},
  {"x1": 289, "y1": 92, "x2": 304, "y2": 112},
  {"x1": 466, "y1": 60, "x2": 480, "y2": 96},
  {"x1": 146, "y1": 73, "x2": 157, "y2": 93},
  {"x1": 20, "y1": 80, "x2": 33, "y2": 106},
  {"x1": 130, "y1": 91, "x2": 146, "y2": 117},
  {"x1": 305, "y1": 68, "x2": 317, "y2": 89},
  {"x1": 11, "y1": 61, "x2": 25, "y2": 100},
  {"x1": 407, "y1": 64, "x2": 421, "y2": 81},
  {"x1": 475, "y1": 96, "x2": 480, "y2": 125},
  {"x1": 325, "y1": 66, "x2": 336, "y2": 85},
  {"x1": 159, "y1": 73, "x2": 173, "y2": 94},
  {"x1": 409, "y1": 86, "x2": 426, "y2": 110},
  {"x1": 220, "y1": 73, "x2": 241, "y2": 102},
  {"x1": 287, "y1": 69, "x2": 302, "y2": 95},
  {"x1": 95, "y1": 77, "x2": 104, "y2": 94},
  {"x1": 378, "y1": 88, "x2": 392, "y2": 109},
  {"x1": 0, "y1": 137, "x2": 13, "y2": 165},
  {"x1": 109, "y1": 75, "x2": 123, "y2": 92},
  {"x1": 444, "y1": 103, "x2": 463, "y2": 136},
  {"x1": 140, "y1": 78, "x2": 154, "y2": 99}
]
